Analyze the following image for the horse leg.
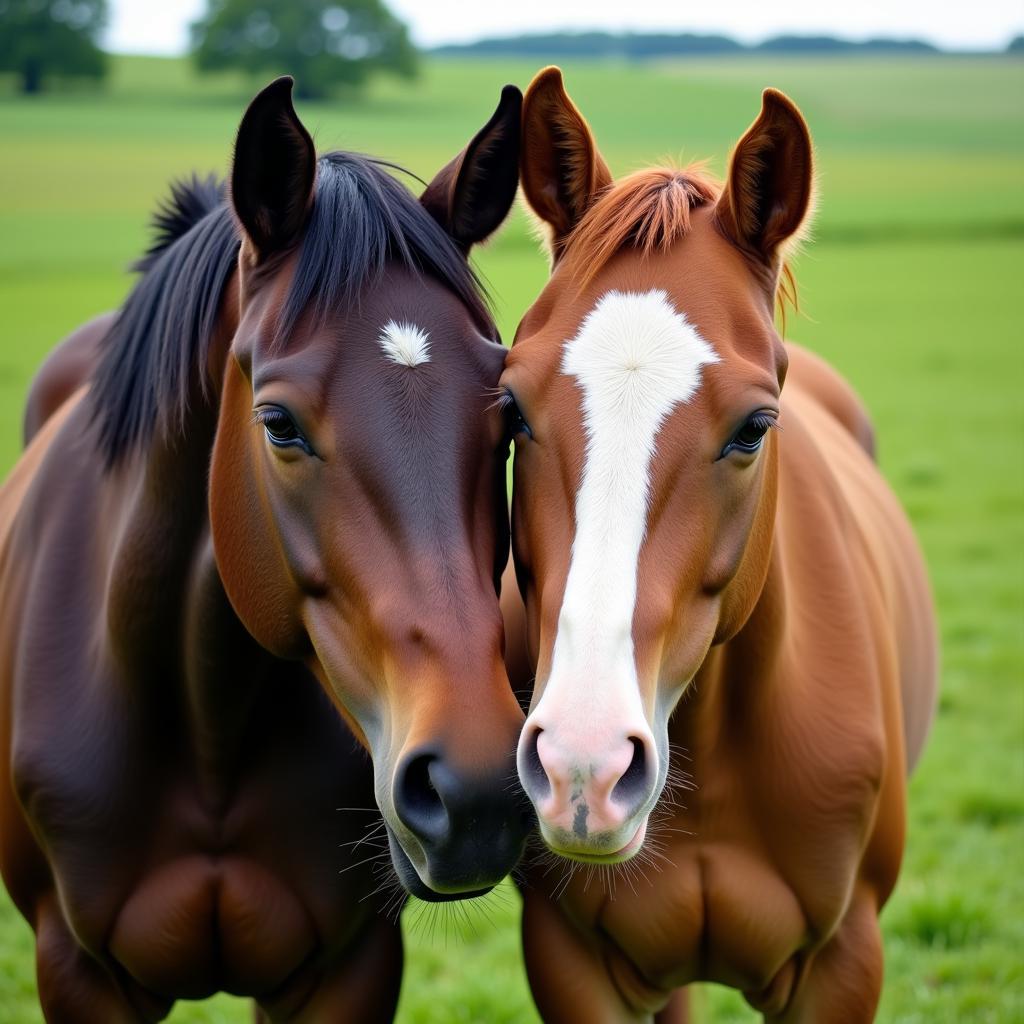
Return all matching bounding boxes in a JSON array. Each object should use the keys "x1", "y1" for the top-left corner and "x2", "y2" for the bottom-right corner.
[
  {"x1": 263, "y1": 918, "x2": 403, "y2": 1024},
  {"x1": 766, "y1": 891, "x2": 883, "y2": 1024},
  {"x1": 35, "y1": 892, "x2": 167, "y2": 1024},
  {"x1": 522, "y1": 888, "x2": 664, "y2": 1024}
]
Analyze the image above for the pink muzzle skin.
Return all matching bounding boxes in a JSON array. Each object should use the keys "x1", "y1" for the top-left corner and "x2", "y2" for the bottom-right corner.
[{"x1": 518, "y1": 714, "x2": 659, "y2": 860}]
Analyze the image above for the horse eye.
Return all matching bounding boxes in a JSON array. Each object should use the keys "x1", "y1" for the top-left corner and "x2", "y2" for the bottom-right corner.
[
  {"x1": 721, "y1": 412, "x2": 776, "y2": 459},
  {"x1": 502, "y1": 391, "x2": 532, "y2": 441},
  {"x1": 259, "y1": 407, "x2": 312, "y2": 453}
]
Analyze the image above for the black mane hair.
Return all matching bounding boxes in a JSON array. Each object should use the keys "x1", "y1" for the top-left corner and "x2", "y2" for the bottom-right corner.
[
  {"x1": 90, "y1": 153, "x2": 494, "y2": 465},
  {"x1": 132, "y1": 173, "x2": 224, "y2": 275}
]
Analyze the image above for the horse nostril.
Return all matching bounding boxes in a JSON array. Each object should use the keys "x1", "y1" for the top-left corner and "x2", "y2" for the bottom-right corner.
[
  {"x1": 394, "y1": 751, "x2": 448, "y2": 842},
  {"x1": 612, "y1": 736, "x2": 649, "y2": 808},
  {"x1": 521, "y1": 725, "x2": 550, "y2": 799}
]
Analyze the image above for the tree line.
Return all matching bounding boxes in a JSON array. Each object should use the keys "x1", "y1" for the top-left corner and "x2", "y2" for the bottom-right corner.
[
  {"x1": 432, "y1": 30, "x2": 1020, "y2": 60},
  {"x1": 2, "y1": 2, "x2": 1021, "y2": 97},
  {"x1": 0, "y1": 0, "x2": 415, "y2": 97}
]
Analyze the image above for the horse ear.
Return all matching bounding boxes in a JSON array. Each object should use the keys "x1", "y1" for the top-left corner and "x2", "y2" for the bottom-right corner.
[
  {"x1": 520, "y1": 66, "x2": 612, "y2": 261},
  {"x1": 421, "y1": 85, "x2": 522, "y2": 251},
  {"x1": 230, "y1": 76, "x2": 316, "y2": 261},
  {"x1": 715, "y1": 89, "x2": 814, "y2": 267}
]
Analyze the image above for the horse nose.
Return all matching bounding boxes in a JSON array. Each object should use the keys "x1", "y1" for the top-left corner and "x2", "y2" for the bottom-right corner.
[
  {"x1": 393, "y1": 749, "x2": 449, "y2": 844},
  {"x1": 519, "y1": 719, "x2": 657, "y2": 842},
  {"x1": 392, "y1": 746, "x2": 530, "y2": 892}
]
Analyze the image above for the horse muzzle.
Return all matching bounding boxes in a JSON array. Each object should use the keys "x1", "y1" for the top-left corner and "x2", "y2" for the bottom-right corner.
[
  {"x1": 385, "y1": 746, "x2": 533, "y2": 900},
  {"x1": 517, "y1": 713, "x2": 660, "y2": 861}
]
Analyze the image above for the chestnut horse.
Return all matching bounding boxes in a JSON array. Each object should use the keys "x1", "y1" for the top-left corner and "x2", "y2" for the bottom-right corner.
[
  {"x1": 0, "y1": 78, "x2": 529, "y2": 1021},
  {"x1": 500, "y1": 68, "x2": 938, "y2": 1022}
]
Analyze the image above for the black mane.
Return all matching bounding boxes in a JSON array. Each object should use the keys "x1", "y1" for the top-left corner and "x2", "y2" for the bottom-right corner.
[
  {"x1": 132, "y1": 173, "x2": 224, "y2": 274},
  {"x1": 90, "y1": 153, "x2": 493, "y2": 465}
]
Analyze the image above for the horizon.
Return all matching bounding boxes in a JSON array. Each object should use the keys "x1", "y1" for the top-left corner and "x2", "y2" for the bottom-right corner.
[{"x1": 105, "y1": 1, "x2": 1023, "y2": 57}]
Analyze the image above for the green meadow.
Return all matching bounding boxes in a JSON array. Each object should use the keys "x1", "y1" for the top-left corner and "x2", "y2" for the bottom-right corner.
[{"x1": 1, "y1": 53, "x2": 1022, "y2": 1022}]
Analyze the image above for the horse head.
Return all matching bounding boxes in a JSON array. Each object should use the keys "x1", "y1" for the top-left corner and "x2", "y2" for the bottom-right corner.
[
  {"x1": 209, "y1": 78, "x2": 530, "y2": 898},
  {"x1": 505, "y1": 68, "x2": 813, "y2": 862}
]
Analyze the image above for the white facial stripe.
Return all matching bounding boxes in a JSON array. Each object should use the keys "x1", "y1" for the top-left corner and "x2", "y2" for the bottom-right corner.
[
  {"x1": 546, "y1": 289, "x2": 719, "y2": 715},
  {"x1": 379, "y1": 320, "x2": 431, "y2": 367}
]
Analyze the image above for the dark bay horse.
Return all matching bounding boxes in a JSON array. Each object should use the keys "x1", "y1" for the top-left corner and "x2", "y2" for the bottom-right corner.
[
  {"x1": 0, "y1": 77, "x2": 529, "y2": 1020},
  {"x1": 501, "y1": 68, "x2": 938, "y2": 1022}
]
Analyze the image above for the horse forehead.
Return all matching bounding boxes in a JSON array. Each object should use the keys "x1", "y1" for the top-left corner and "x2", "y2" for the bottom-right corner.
[
  {"x1": 378, "y1": 320, "x2": 431, "y2": 367},
  {"x1": 249, "y1": 277, "x2": 496, "y2": 384},
  {"x1": 517, "y1": 290, "x2": 715, "y2": 535},
  {"x1": 554, "y1": 288, "x2": 719, "y2": 450},
  {"x1": 356, "y1": 273, "x2": 502, "y2": 370},
  {"x1": 516, "y1": 220, "x2": 766, "y2": 374},
  {"x1": 563, "y1": 288, "x2": 719, "y2": 387}
]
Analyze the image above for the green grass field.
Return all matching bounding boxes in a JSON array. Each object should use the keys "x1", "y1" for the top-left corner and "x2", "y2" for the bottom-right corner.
[{"x1": 1, "y1": 53, "x2": 1022, "y2": 1022}]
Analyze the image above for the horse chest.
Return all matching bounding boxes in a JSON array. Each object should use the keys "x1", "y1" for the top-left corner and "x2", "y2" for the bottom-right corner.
[
  {"x1": 11, "y1": 637, "x2": 378, "y2": 997},
  {"x1": 26, "y1": 752, "x2": 377, "y2": 999},
  {"x1": 565, "y1": 840, "x2": 804, "y2": 998},
  {"x1": 551, "y1": 720, "x2": 884, "y2": 1007},
  {"x1": 108, "y1": 853, "x2": 321, "y2": 999}
]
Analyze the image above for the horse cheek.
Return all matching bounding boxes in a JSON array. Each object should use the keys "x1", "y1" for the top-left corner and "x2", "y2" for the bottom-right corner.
[
  {"x1": 713, "y1": 442, "x2": 780, "y2": 646},
  {"x1": 209, "y1": 358, "x2": 307, "y2": 659}
]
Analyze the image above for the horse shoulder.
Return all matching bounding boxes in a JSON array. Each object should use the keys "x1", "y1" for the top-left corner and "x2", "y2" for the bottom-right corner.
[
  {"x1": 779, "y1": 383, "x2": 938, "y2": 772},
  {"x1": 756, "y1": 396, "x2": 935, "y2": 912},
  {"x1": 0, "y1": 393, "x2": 132, "y2": 917}
]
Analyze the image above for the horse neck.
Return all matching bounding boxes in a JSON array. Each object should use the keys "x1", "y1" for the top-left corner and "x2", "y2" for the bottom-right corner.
[{"x1": 104, "y1": 271, "x2": 272, "y2": 796}]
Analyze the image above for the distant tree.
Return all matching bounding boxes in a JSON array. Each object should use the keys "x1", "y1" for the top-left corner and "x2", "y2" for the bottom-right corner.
[
  {"x1": 190, "y1": 0, "x2": 417, "y2": 100},
  {"x1": 433, "y1": 29, "x2": 948, "y2": 61},
  {"x1": 1008, "y1": 35, "x2": 1024, "y2": 53},
  {"x1": 434, "y1": 31, "x2": 743, "y2": 60},
  {"x1": 0, "y1": 0, "x2": 107, "y2": 94}
]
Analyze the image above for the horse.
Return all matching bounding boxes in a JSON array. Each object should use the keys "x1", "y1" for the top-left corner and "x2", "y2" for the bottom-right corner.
[
  {"x1": 0, "y1": 76, "x2": 530, "y2": 1021},
  {"x1": 499, "y1": 67, "x2": 938, "y2": 1022}
]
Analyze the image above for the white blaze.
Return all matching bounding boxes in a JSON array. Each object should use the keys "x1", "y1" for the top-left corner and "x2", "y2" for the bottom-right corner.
[
  {"x1": 544, "y1": 289, "x2": 718, "y2": 724},
  {"x1": 379, "y1": 320, "x2": 431, "y2": 367}
]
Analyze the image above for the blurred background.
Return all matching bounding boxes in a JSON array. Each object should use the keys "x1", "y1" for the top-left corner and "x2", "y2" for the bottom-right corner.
[{"x1": 1, "y1": 1, "x2": 1022, "y2": 1021}]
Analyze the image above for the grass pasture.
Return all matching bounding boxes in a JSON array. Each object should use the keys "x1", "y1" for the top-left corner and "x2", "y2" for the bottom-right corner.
[{"x1": 1, "y1": 53, "x2": 1022, "y2": 1022}]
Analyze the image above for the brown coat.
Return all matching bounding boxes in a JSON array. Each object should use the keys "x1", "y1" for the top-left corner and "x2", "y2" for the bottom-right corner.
[{"x1": 504, "y1": 68, "x2": 937, "y2": 1022}]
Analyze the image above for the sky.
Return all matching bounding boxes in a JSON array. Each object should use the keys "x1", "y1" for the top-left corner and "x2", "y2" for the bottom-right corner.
[{"x1": 105, "y1": 0, "x2": 1023, "y2": 56}]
